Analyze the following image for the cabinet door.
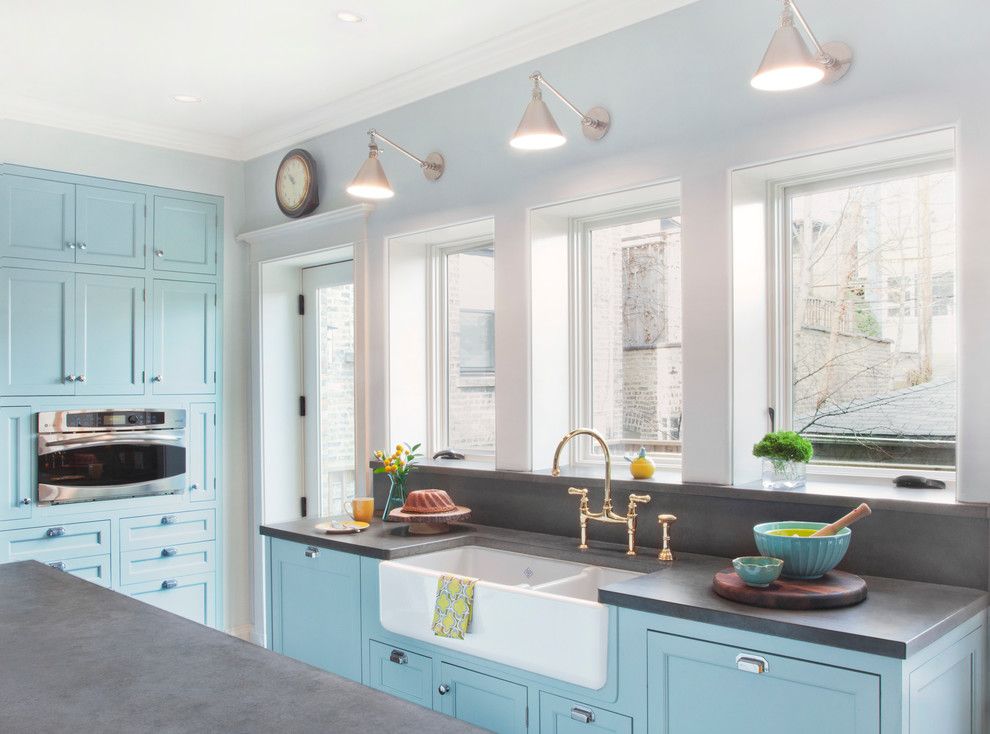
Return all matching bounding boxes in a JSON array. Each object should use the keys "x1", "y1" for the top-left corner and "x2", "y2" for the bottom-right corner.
[
  {"x1": 75, "y1": 185, "x2": 147, "y2": 268},
  {"x1": 187, "y1": 403, "x2": 216, "y2": 502},
  {"x1": 647, "y1": 632, "x2": 879, "y2": 734},
  {"x1": 75, "y1": 273, "x2": 145, "y2": 395},
  {"x1": 539, "y1": 693, "x2": 632, "y2": 734},
  {"x1": 0, "y1": 406, "x2": 33, "y2": 520},
  {"x1": 437, "y1": 663, "x2": 529, "y2": 734},
  {"x1": 0, "y1": 520, "x2": 111, "y2": 563},
  {"x1": 368, "y1": 640, "x2": 434, "y2": 708},
  {"x1": 152, "y1": 280, "x2": 217, "y2": 394},
  {"x1": 127, "y1": 572, "x2": 216, "y2": 626},
  {"x1": 0, "y1": 268, "x2": 75, "y2": 395},
  {"x1": 269, "y1": 539, "x2": 362, "y2": 682},
  {"x1": 0, "y1": 175, "x2": 75, "y2": 262},
  {"x1": 153, "y1": 196, "x2": 217, "y2": 275}
]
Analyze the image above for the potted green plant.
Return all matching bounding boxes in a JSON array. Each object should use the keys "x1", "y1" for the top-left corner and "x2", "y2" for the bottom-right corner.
[
  {"x1": 372, "y1": 442, "x2": 421, "y2": 521},
  {"x1": 752, "y1": 431, "x2": 813, "y2": 489}
]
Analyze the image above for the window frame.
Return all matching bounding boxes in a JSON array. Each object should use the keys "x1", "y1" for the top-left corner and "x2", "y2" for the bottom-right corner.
[
  {"x1": 568, "y1": 201, "x2": 683, "y2": 467},
  {"x1": 427, "y1": 236, "x2": 496, "y2": 462},
  {"x1": 767, "y1": 154, "x2": 956, "y2": 479}
]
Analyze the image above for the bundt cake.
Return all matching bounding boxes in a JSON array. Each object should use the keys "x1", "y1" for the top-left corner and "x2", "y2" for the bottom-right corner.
[{"x1": 402, "y1": 489, "x2": 457, "y2": 514}]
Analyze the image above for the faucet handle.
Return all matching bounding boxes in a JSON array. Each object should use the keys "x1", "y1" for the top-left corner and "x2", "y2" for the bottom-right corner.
[
  {"x1": 626, "y1": 493, "x2": 652, "y2": 516},
  {"x1": 568, "y1": 487, "x2": 588, "y2": 498}
]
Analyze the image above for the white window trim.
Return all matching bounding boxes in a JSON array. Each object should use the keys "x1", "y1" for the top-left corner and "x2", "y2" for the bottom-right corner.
[
  {"x1": 568, "y1": 201, "x2": 682, "y2": 468},
  {"x1": 767, "y1": 153, "x2": 956, "y2": 481},
  {"x1": 427, "y1": 235, "x2": 496, "y2": 462}
]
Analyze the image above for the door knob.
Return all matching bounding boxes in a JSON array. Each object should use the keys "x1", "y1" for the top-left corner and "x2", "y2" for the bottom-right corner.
[
  {"x1": 77, "y1": 242, "x2": 87, "y2": 251},
  {"x1": 437, "y1": 684, "x2": 451, "y2": 695},
  {"x1": 20, "y1": 498, "x2": 30, "y2": 505},
  {"x1": 76, "y1": 374, "x2": 86, "y2": 382},
  {"x1": 155, "y1": 249, "x2": 165, "y2": 257},
  {"x1": 65, "y1": 374, "x2": 76, "y2": 383},
  {"x1": 152, "y1": 375, "x2": 163, "y2": 383},
  {"x1": 66, "y1": 242, "x2": 76, "y2": 250}
]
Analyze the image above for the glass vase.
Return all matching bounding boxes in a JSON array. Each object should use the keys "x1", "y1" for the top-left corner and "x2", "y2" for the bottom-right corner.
[
  {"x1": 761, "y1": 459, "x2": 807, "y2": 490},
  {"x1": 382, "y1": 474, "x2": 408, "y2": 522}
]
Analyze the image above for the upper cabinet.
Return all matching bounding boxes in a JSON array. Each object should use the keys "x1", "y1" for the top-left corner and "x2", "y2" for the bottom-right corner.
[
  {"x1": 152, "y1": 279, "x2": 217, "y2": 395},
  {"x1": 153, "y1": 196, "x2": 218, "y2": 275},
  {"x1": 74, "y1": 274, "x2": 146, "y2": 395},
  {"x1": 0, "y1": 174, "x2": 146, "y2": 269}
]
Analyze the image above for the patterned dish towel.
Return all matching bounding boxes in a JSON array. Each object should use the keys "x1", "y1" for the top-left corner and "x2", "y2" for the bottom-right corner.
[{"x1": 432, "y1": 574, "x2": 476, "y2": 639}]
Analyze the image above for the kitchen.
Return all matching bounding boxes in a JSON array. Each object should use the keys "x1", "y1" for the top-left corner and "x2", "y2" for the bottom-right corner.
[{"x1": 0, "y1": 1, "x2": 988, "y2": 732}]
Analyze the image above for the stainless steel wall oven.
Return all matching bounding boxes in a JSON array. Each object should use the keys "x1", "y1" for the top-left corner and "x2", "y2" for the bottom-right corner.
[{"x1": 37, "y1": 409, "x2": 187, "y2": 505}]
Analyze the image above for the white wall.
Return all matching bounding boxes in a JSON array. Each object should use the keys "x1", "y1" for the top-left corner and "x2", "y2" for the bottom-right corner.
[{"x1": 0, "y1": 119, "x2": 253, "y2": 631}]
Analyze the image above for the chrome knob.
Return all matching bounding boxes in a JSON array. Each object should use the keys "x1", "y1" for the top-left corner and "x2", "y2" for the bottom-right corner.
[
  {"x1": 76, "y1": 374, "x2": 86, "y2": 382},
  {"x1": 45, "y1": 527, "x2": 66, "y2": 537},
  {"x1": 155, "y1": 249, "x2": 165, "y2": 257},
  {"x1": 152, "y1": 375, "x2": 163, "y2": 383},
  {"x1": 66, "y1": 241, "x2": 76, "y2": 250},
  {"x1": 190, "y1": 483, "x2": 199, "y2": 492},
  {"x1": 304, "y1": 546, "x2": 320, "y2": 559},
  {"x1": 161, "y1": 579, "x2": 178, "y2": 590},
  {"x1": 77, "y1": 242, "x2": 87, "y2": 251},
  {"x1": 161, "y1": 547, "x2": 178, "y2": 557},
  {"x1": 437, "y1": 684, "x2": 451, "y2": 695},
  {"x1": 49, "y1": 561, "x2": 67, "y2": 572},
  {"x1": 20, "y1": 498, "x2": 30, "y2": 505},
  {"x1": 65, "y1": 374, "x2": 76, "y2": 383},
  {"x1": 160, "y1": 515, "x2": 177, "y2": 525}
]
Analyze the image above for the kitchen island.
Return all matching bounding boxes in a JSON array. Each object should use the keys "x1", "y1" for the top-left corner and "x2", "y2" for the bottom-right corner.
[{"x1": 0, "y1": 561, "x2": 481, "y2": 733}]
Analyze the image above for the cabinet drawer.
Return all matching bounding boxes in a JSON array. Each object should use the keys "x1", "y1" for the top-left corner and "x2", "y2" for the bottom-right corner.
[
  {"x1": 540, "y1": 693, "x2": 632, "y2": 734},
  {"x1": 119, "y1": 509, "x2": 215, "y2": 551},
  {"x1": 127, "y1": 572, "x2": 215, "y2": 626},
  {"x1": 369, "y1": 640, "x2": 434, "y2": 708},
  {"x1": 0, "y1": 520, "x2": 110, "y2": 563},
  {"x1": 119, "y1": 540, "x2": 215, "y2": 586},
  {"x1": 46, "y1": 553, "x2": 111, "y2": 587}
]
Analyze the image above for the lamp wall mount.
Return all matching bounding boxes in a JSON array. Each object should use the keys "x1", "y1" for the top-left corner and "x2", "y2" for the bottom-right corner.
[
  {"x1": 530, "y1": 72, "x2": 611, "y2": 141},
  {"x1": 783, "y1": 0, "x2": 852, "y2": 85},
  {"x1": 368, "y1": 129, "x2": 445, "y2": 181}
]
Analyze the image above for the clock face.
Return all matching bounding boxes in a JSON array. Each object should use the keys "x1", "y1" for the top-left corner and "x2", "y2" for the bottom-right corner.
[{"x1": 275, "y1": 149, "x2": 319, "y2": 217}]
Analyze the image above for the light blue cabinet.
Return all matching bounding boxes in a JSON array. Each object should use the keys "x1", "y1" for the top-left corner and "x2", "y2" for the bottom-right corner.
[
  {"x1": 368, "y1": 640, "x2": 435, "y2": 708},
  {"x1": 0, "y1": 520, "x2": 111, "y2": 563},
  {"x1": 0, "y1": 406, "x2": 33, "y2": 521},
  {"x1": 152, "y1": 279, "x2": 217, "y2": 395},
  {"x1": 0, "y1": 175, "x2": 75, "y2": 263},
  {"x1": 269, "y1": 538, "x2": 362, "y2": 682},
  {"x1": 153, "y1": 196, "x2": 217, "y2": 275},
  {"x1": 539, "y1": 693, "x2": 632, "y2": 734},
  {"x1": 75, "y1": 185, "x2": 146, "y2": 269},
  {"x1": 0, "y1": 268, "x2": 75, "y2": 396},
  {"x1": 75, "y1": 273, "x2": 145, "y2": 395},
  {"x1": 47, "y1": 553, "x2": 112, "y2": 587},
  {"x1": 437, "y1": 662, "x2": 529, "y2": 734},
  {"x1": 188, "y1": 403, "x2": 217, "y2": 502},
  {"x1": 646, "y1": 631, "x2": 880, "y2": 734},
  {"x1": 127, "y1": 572, "x2": 216, "y2": 626}
]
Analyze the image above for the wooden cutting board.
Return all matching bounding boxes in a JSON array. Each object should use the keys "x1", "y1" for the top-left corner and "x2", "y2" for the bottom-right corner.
[{"x1": 713, "y1": 568, "x2": 867, "y2": 610}]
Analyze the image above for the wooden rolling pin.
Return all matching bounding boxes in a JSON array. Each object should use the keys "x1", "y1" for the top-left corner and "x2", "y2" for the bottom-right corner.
[{"x1": 811, "y1": 503, "x2": 872, "y2": 537}]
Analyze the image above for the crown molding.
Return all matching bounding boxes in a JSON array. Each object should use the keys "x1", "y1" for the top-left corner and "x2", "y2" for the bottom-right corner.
[{"x1": 236, "y1": 204, "x2": 375, "y2": 248}]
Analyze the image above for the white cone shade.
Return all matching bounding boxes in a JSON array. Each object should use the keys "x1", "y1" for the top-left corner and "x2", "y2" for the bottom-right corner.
[
  {"x1": 751, "y1": 23, "x2": 825, "y2": 91},
  {"x1": 510, "y1": 91, "x2": 566, "y2": 150},
  {"x1": 346, "y1": 149, "x2": 394, "y2": 199}
]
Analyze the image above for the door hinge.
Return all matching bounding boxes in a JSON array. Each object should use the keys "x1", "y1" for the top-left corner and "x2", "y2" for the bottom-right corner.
[
  {"x1": 525, "y1": 707, "x2": 529, "y2": 727},
  {"x1": 299, "y1": 395, "x2": 306, "y2": 417},
  {"x1": 214, "y1": 293, "x2": 218, "y2": 306},
  {"x1": 213, "y1": 371, "x2": 217, "y2": 383},
  {"x1": 141, "y1": 370, "x2": 146, "y2": 383},
  {"x1": 300, "y1": 496, "x2": 308, "y2": 518},
  {"x1": 142, "y1": 289, "x2": 146, "y2": 302},
  {"x1": 298, "y1": 294, "x2": 305, "y2": 316}
]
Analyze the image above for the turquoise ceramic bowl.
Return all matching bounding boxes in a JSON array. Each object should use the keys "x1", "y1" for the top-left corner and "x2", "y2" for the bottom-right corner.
[
  {"x1": 732, "y1": 556, "x2": 783, "y2": 587},
  {"x1": 753, "y1": 521, "x2": 851, "y2": 579}
]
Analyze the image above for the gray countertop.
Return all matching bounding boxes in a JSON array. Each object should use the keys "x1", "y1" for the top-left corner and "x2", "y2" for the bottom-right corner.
[
  {"x1": 0, "y1": 561, "x2": 482, "y2": 734},
  {"x1": 262, "y1": 518, "x2": 988, "y2": 659}
]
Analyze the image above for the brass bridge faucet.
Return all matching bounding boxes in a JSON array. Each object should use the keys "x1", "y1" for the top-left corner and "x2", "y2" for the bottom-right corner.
[{"x1": 551, "y1": 428, "x2": 651, "y2": 556}]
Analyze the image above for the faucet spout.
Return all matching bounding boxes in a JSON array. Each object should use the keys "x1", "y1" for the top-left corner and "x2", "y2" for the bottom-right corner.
[{"x1": 551, "y1": 428, "x2": 614, "y2": 513}]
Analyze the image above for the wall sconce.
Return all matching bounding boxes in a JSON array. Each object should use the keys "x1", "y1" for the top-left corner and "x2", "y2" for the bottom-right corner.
[
  {"x1": 346, "y1": 129, "x2": 445, "y2": 200},
  {"x1": 751, "y1": 0, "x2": 852, "y2": 91},
  {"x1": 510, "y1": 71, "x2": 610, "y2": 150}
]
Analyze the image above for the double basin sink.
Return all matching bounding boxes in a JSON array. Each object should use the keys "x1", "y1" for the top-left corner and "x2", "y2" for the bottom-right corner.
[{"x1": 378, "y1": 546, "x2": 641, "y2": 689}]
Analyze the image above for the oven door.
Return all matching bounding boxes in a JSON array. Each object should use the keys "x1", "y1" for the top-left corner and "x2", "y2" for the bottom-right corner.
[{"x1": 38, "y1": 429, "x2": 187, "y2": 504}]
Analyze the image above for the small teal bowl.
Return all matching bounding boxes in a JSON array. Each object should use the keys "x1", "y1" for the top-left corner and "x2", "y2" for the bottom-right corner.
[
  {"x1": 732, "y1": 556, "x2": 783, "y2": 587},
  {"x1": 753, "y1": 521, "x2": 851, "y2": 579}
]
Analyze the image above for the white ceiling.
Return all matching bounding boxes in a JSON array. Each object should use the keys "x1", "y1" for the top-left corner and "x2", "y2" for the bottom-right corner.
[{"x1": 0, "y1": 0, "x2": 697, "y2": 160}]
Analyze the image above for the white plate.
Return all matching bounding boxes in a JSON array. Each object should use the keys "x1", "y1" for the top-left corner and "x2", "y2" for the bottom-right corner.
[{"x1": 315, "y1": 520, "x2": 369, "y2": 534}]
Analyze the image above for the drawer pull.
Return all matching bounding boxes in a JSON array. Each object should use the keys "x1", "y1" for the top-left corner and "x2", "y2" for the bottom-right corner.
[
  {"x1": 45, "y1": 527, "x2": 66, "y2": 538},
  {"x1": 304, "y1": 546, "x2": 320, "y2": 559},
  {"x1": 161, "y1": 547, "x2": 178, "y2": 557},
  {"x1": 161, "y1": 579, "x2": 178, "y2": 590},
  {"x1": 389, "y1": 650, "x2": 408, "y2": 665},
  {"x1": 736, "y1": 654, "x2": 769, "y2": 674},
  {"x1": 570, "y1": 707, "x2": 595, "y2": 724},
  {"x1": 48, "y1": 561, "x2": 67, "y2": 572},
  {"x1": 438, "y1": 684, "x2": 450, "y2": 695},
  {"x1": 160, "y1": 515, "x2": 178, "y2": 526}
]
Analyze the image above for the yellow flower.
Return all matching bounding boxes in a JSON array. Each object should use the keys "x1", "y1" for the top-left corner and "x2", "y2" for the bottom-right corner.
[
  {"x1": 395, "y1": 444, "x2": 403, "y2": 452},
  {"x1": 375, "y1": 450, "x2": 384, "y2": 459}
]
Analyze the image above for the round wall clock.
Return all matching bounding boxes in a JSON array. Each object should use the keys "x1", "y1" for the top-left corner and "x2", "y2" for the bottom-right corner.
[{"x1": 275, "y1": 148, "x2": 320, "y2": 218}]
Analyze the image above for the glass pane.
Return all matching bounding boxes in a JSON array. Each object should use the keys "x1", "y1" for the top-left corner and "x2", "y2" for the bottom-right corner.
[
  {"x1": 589, "y1": 214, "x2": 682, "y2": 458},
  {"x1": 788, "y1": 169, "x2": 956, "y2": 468},
  {"x1": 317, "y1": 280, "x2": 355, "y2": 514},
  {"x1": 445, "y1": 246, "x2": 495, "y2": 455}
]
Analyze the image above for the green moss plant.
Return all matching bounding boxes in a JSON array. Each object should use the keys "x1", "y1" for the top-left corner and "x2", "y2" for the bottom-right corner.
[{"x1": 752, "y1": 431, "x2": 813, "y2": 464}]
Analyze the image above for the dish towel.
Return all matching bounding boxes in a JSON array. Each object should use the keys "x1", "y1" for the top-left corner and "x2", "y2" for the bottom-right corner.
[{"x1": 432, "y1": 574, "x2": 476, "y2": 639}]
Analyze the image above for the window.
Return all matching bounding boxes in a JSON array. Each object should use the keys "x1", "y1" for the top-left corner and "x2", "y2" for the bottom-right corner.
[
  {"x1": 433, "y1": 242, "x2": 495, "y2": 458},
  {"x1": 573, "y1": 207, "x2": 683, "y2": 464},
  {"x1": 776, "y1": 161, "x2": 956, "y2": 470}
]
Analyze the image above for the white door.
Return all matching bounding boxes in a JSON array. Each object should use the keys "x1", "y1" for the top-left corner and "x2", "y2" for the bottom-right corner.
[{"x1": 302, "y1": 261, "x2": 359, "y2": 517}]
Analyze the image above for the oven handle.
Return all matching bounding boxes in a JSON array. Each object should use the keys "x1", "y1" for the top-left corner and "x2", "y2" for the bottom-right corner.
[{"x1": 42, "y1": 433, "x2": 184, "y2": 450}]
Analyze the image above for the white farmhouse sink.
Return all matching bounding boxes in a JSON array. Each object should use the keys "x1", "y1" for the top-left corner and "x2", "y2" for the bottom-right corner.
[{"x1": 378, "y1": 546, "x2": 641, "y2": 689}]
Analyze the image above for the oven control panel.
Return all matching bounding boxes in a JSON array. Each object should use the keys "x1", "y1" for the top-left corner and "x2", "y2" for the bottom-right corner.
[{"x1": 38, "y1": 409, "x2": 186, "y2": 433}]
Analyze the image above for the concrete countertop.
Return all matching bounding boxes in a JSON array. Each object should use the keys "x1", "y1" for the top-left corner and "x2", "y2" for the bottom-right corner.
[
  {"x1": 262, "y1": 518, "x2": 988, "y2": 659},
  {"x1": 0, "y1": 561, "x2": 482, "y2": 734}
]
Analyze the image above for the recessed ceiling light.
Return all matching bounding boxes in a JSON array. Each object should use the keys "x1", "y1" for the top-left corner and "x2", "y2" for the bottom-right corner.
[
  {"x1": 171, "y1": 95, "x2": 203, "y2": 103},
  {"x1": 336, "y1": 10, "x2": 365, "y2": 23}
]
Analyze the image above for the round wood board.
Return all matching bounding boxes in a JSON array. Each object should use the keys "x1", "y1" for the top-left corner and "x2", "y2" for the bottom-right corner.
[
  {"x1": 712, "y1": 568, "x2": 867, "y2": 610},
  {"x1": 386, "y1": 506, "x2": 471, "y2": 534}
]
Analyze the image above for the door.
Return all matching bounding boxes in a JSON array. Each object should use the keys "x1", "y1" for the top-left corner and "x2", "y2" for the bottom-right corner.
[
  {"x1": 75, "y1": 185, "x2": 146, "y2": 268},
  {"x1": 646, "y1": 631, "x2": 880, "y2": 734},
  {"x1": 437, "y1": 663, "x2": 529, "y2": 734},
  {"x1": 188, "y1": 403, "x2": 217, "y2": 502},
  {"x1": 153, "y1": 196, "x2": 218, "y2": 275},
  {"x1": 269, "y1": 538, "x2": 362, "y2": 681},
  {"x1": 152, "y1": 279, "x2": 217, "y2": 394},
  {"x1": 0, "y1": 268, "x2": 75, "y2": 395},
  {"x1": 302, "y1": 261, "x2": 358, "y2": 517},
  {"x1": 75, "y1": 274, "x2": 145, "y2": 395},
  {"x1": 0, "y1": 175, "x2": 75, "y2": 262},
  {"x1": 0, "y1": 407, "x2": 33, "y2": 520}
]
